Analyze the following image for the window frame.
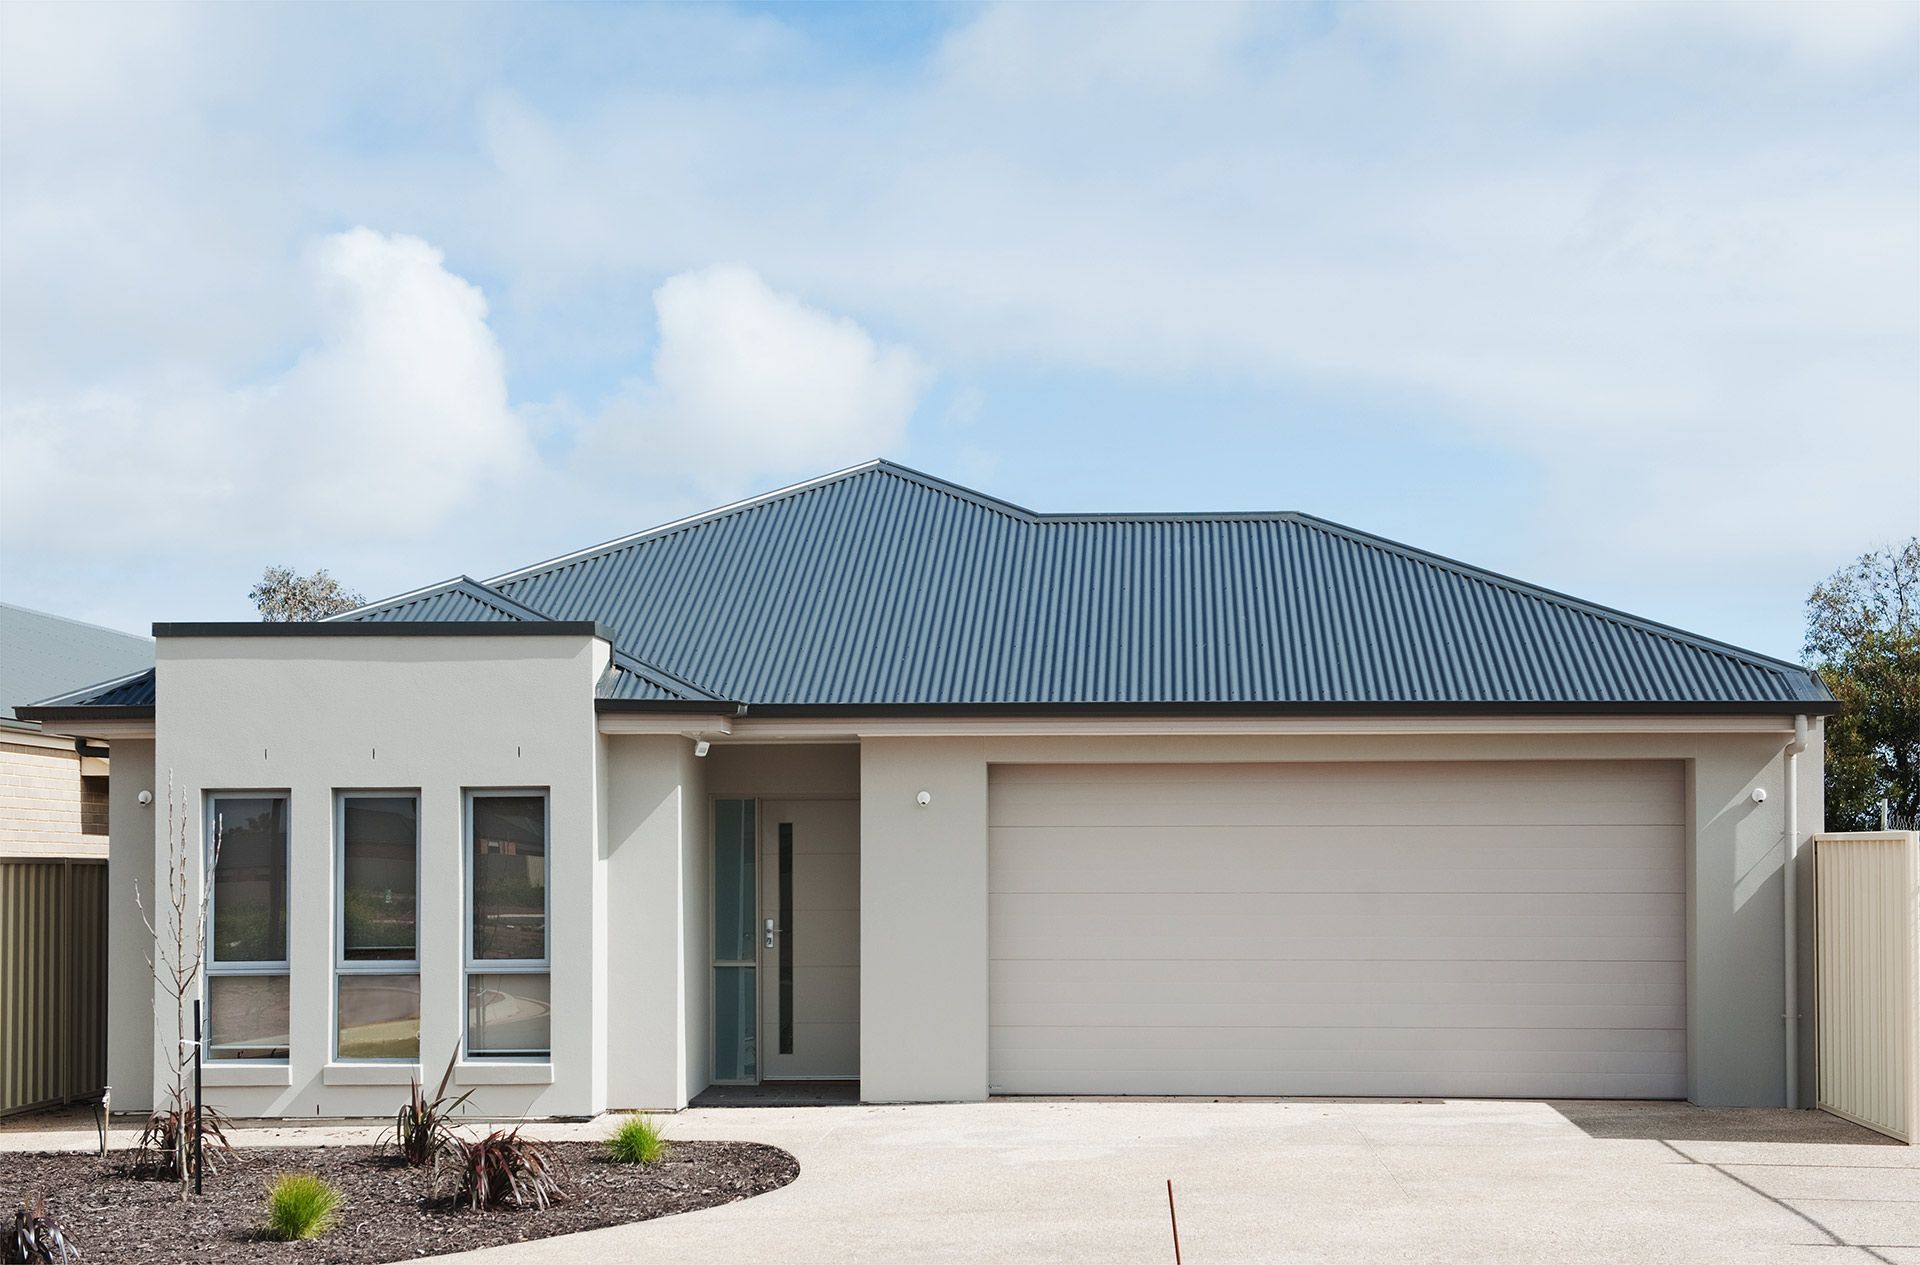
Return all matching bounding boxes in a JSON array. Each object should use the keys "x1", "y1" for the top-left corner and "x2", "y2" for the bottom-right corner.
[
  {"x1": 333, "y1": 789, "x2": 422, "y2": 1063},
  {"x1": 462, "y1": 788, "x2": 552, "y2": 1060},
  {"x1": 203, "y1": 789, "x2": 292, "y2": 1062}
]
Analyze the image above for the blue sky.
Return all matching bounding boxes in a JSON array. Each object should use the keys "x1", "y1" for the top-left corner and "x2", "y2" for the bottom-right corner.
[{"x1": 1, "y1": 1, "x2": 1915, "y2": 663}]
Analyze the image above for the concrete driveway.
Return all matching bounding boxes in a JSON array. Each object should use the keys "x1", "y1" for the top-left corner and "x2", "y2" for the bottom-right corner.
[{"x1": 426, "y1": 1099, "x2": 1917, "y2": 1265}]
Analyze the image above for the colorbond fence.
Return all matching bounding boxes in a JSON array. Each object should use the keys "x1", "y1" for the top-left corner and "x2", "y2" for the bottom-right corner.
[
  {"x1": 1815, "y1": 831, "x2": 1919, "y2": 1142},
  {"x1": 0, "y1": 858, "x2": 108, "y2": 1116}
]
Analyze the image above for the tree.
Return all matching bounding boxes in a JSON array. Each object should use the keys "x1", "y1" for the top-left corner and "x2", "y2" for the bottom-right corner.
[
  {"x1": 248, "y1": 565, "x2": 364, "y2": 621},
  {"x1": 1804, "y1": 539, "x2": 1920, "y2": 830},
  {"x1": 134, "y1": 775, "x2": 230, "y2": 1194}
]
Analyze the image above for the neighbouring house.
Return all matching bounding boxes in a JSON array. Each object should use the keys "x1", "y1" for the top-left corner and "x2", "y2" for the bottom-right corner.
[
  {"x1": 1, "y1": 602, "x2": 153, "y2": 1114},
  {"x1": 21, "y1": 462, "x2": 1835, "y2": 1119},
  {"x1": 1, "y1": 603, "x2": 153, "y2": 860}
]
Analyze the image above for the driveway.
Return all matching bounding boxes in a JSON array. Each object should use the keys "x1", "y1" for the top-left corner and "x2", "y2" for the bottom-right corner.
[
  {"x1": 426, "y1": 1099, "x2": 1916, "y2": 1265},
  {"x1": 9, "y1": 1098, "x2": 1913, "y2": 1263}
]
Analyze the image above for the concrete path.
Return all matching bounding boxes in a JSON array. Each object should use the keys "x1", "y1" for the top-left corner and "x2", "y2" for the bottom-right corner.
[{"x1": 9, "y1": 1100, "x2": 1918, "y2": 1263}]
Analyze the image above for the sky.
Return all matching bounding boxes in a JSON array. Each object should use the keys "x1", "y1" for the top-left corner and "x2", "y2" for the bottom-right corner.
[{"x1": 1, "y1": 0, "x2": 1916, "y2": 664}]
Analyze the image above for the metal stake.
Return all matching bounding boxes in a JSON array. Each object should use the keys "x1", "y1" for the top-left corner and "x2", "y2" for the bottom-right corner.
[
  {"x1": 1167, "y1": 1179, "x2": 1182, "y2": 1265},
  {"x1": 192, "y1": 1000, "x2": 204, "y2": 1196}
]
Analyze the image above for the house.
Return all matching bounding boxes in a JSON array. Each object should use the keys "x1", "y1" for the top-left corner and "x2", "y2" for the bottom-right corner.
[
  {"x1": 0, "y1": 602, "x2": 153, "y2": 1115},
  {"x1": 1, "y1": 602, "x2": 153, "y2": 860},
  {"x1": 20, "y1": 461, "x2": 1835, "y2": 1119}
]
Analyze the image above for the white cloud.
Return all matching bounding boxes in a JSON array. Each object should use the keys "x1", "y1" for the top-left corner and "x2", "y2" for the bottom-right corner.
[
  {"x1": 0, "y1": 228, "x2": 528, "y2": 550},
  {"x1": 580, "y1": 265, "x2": 929, "y2": 485},
  {"x1": 1364, "y1": 1, "x2": 1920, "y2": 72},
  {"x1": 0, "y1": 0, "x2": 1914, "y2": 647}
]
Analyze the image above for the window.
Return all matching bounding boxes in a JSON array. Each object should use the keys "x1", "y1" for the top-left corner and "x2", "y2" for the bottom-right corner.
[
  {"x1": 465, "y1": 791, "x2": 550, "y2": 1058},
  {"x1": 205, "y1": 793, "x2": 290, "y2": 1060},
  {"x1": 336, "y1": 793, "x2": 420, "y2": 1061}
]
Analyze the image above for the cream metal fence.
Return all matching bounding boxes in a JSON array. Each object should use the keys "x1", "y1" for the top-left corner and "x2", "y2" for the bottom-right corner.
[
  {"x1": 1815, "y1": 831, "x2": 1918, "y2": 1142},
  {"x1": 0, "y1": 858, "x2": 108, "y2": 1117}
]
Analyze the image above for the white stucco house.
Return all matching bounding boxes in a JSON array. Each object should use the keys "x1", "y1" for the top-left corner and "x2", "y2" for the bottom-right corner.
[{"x1": 22, "y1": 462, "x2": 1836, "y2": 1119}]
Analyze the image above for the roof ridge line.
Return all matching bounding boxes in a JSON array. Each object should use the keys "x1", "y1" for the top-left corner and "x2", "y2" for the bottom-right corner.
[
  {"x1": 485, "y1": 460, "x2": 900, "y2": 586},
  {"x1": 1288, "y1": 513, "x2": 1814, "y2": 681},
  {"x1": 607, "y1": 650, "x2": 729, "y2": 703},
  {"x1": 329, "y1": 575, "x2": 559, "y2": 624}
]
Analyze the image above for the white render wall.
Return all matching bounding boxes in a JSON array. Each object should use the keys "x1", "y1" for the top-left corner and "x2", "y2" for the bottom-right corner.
[
  {"x1": 148, "y1": 632, "x2": 609, "y2": 1119},
  {"x1": 603, "y1": 734, "x2": 707, "y2": 1109},
  {"x1": 104, "y1": 737, "x2": 157, "y2": 1112},
  {"x1": 858, "y1": 723, "x2": 1824, "y2": 1108}
]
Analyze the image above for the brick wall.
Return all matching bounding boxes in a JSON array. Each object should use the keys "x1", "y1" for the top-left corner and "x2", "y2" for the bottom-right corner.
[{"x1": 0, "y1": 740, "x2": 106, "y2": 860}]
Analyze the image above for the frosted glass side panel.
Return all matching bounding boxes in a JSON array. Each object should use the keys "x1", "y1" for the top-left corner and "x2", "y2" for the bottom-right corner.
[{"x1": 714, "y1": 965, "x2": 757, "y2": 1082}]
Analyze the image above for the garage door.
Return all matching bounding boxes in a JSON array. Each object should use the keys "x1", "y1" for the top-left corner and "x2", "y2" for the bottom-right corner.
[{"x1": 988, "y1": 761, "x2": 1686, "y2": 1099}]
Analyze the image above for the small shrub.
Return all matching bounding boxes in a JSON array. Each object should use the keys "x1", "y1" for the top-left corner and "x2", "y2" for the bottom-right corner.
[
  {"x1": 384, "y1": 1052, "x2": 473, "y2": 1167},
  {"x1": 436, "y1": 1128, "x2": 565, "y2": 1211},
  {"x1": 605, "y1": 1114, "x2": 667, "y2": 1165},
  {"x1": 7, "y1": 1196, "x2": 78, "y2": 1263},
  {"x1": 264, "y1": 1173, "x2": 342, "y2": 1242},
  {"x1": 133, "y1": 1090, "x2": 234, "y2": 1181}
]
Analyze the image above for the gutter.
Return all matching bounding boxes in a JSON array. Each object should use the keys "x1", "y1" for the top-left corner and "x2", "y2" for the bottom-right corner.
[
  {"x1": 1784, "y1": 713, "x2": 1810, "y2": 1108},
  {"x1": 592, "y1": 698, "x2": 1842, "y2": 718}
]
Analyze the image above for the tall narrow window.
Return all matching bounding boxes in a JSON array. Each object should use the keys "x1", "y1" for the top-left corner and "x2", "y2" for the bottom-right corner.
[
  {"x1": 465, "y1": 791, "x2": 550, "y2": 1059},
  {"x1": 206, "y1": 793, "x2": 291, "y2": 1061},
  {"x1": 336, "y1": 793, "x2": 420, "y2": 1061},
  {"x1": 711, "y1": 799, "x2": 756, "y2": 1082}
]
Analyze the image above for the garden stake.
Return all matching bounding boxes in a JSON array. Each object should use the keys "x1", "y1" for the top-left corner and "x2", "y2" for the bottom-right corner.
[
  {"x1": 192, "y1": 1000, "x2": 204, "y2": 1195},
  {"x1": 1167, "y1": 1179, "x2": 1181, "y2": 1265}
]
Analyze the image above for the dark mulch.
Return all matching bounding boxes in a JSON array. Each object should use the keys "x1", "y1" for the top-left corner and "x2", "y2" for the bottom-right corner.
[{"x1": 0, "y1": 1139, "x2": 797, "y2": 1263}]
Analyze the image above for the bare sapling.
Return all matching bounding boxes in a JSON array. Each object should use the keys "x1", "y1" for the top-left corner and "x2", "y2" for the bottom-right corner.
[{"x1": 132, "y1": 773, "x2": 232, "y2": 1195}]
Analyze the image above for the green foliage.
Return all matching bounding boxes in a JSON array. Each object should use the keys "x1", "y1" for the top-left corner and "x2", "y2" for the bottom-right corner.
[
  {"x1": 1805, "y1": 539, "x2": 1920, "y2": 830},
  {"x1": 605, "y1": 1114, "x2": 667, "y2": 1165},
  {"x1": 436, "y1": 1128, "x2": 566, "y2": 1211},
  {"x1": 264, "y1": 1173, "x2": 342, "y2": 1241},
  {"x1": 384, "y1": 1052, "x2": 473, "y2": 1167},
  {"x1": 248, "y1": 565, "x2": 364, "y2": 622}
]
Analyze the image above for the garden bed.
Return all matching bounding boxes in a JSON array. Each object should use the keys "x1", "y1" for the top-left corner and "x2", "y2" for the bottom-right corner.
[{"x1": 2, "y1": 1139, "x2": 797, "y2": 1263}]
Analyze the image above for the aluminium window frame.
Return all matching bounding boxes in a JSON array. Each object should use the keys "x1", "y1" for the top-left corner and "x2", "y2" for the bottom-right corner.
[
  {"x1": 333, "y1": 789, "x2": 423, "y2": 1063},
  {"x1": 462, "y1": 787, "x2": 552, "y2": 1060},
  {"x1": 203, "y1": 789, "x2": 292, "y2": 1063}
]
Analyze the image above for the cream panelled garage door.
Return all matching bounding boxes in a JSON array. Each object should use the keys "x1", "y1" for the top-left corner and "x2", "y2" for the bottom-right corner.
[{"x1": 988, "y1": 761, "x2": 1686, "y2": 1099}]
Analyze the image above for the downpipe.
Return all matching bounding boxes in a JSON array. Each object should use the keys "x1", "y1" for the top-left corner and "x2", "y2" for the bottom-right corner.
[{"x1": 1783, "y1": 714, "x2": 1809, "y2": 1109}]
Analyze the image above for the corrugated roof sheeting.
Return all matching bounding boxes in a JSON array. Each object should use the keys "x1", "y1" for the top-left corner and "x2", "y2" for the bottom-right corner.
[
  {"x1": 27, "y1": 667, "x2": 156, "y2": 709},
  {"x1": 23, "y1": 462, "x2": 1831, "y2": 715},
  {"x1": 492, "y1": 462, "x2": 1827, "y2": 708},
  {"x1": 348, "y1": 577, "x2": 543, "y2": 624}
]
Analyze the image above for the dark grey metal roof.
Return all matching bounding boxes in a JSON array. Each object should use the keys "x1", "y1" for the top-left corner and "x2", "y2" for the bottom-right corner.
[
  {"x1": 0, "y1": 603, "x2": 153, "y2": 726},
  {"x1": 342, "y1": 576, "x2": 721, "y2": 704},
  {"x1": 22, "y1": 461, "x2": 1834, "y2": 718},
  {"x1": 474, "y1": 461, "x2": 1829, "y2": 712},
  {"x1": 345, "y1": 577, "x2": 552, "y2": 624}
]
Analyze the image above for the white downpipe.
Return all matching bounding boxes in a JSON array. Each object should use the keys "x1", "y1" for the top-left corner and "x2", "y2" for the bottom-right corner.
[{"x1": 1784, "y1": 713, "x2": 1809, "y2": 1109}]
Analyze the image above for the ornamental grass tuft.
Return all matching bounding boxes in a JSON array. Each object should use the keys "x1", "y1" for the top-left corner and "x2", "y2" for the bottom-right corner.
[
  {"x1": 605, "y1": 1114, "x2": 668, "y2": 1165},
  {"x1": 264, "y1": 1172, "x2": 343, "y2": 1241}
]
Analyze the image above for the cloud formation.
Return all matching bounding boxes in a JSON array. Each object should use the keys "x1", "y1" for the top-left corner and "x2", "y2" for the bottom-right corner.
[
  {"x1": 1, "y1": 228, "x2": 527, "y2": 548},
  {"x1": 582, "y1": 265, "x2": 929, "y2": 486},
  {"x1": 0, "y1": 1, "x2": 1913, "y2": 647}
]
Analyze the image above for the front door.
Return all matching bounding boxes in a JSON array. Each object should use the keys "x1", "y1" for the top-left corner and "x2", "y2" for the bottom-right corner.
[{"x1": 757, "y1": 798, "x2": 860, "y2": 1080}]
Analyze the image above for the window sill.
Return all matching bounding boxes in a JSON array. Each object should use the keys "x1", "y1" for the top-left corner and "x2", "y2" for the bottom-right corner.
[
  {"x1": 203, "y1": 1063, "x2": 292, "y2": 1088},
  {"x1": 454, "y1": 1061, "x2": 554, "y2": 1086},
  {"x1": 323, "y1": 1062, "x2": 422, "y2": 1087}
]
